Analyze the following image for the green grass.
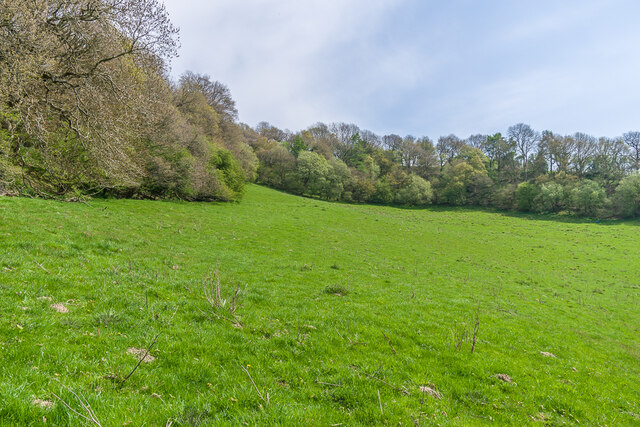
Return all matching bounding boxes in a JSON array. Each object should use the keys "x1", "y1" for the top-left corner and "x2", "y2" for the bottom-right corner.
[{"x1": 1, "y1": 185, "x2": 639, "y2": 425}]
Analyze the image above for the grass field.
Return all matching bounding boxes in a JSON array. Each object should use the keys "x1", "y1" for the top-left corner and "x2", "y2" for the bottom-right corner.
[{"x1": 1, "y1": 185, "x2": 639, "y2": 425}]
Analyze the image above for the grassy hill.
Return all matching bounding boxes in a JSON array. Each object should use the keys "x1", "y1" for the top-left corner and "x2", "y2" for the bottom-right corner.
[{"x1": 1, "y1": 185, "x2": 639, "y2": 425}]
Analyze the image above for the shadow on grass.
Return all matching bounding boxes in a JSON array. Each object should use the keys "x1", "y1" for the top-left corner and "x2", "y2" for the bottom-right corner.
[
  {"x1": 385, "y1": 203, "x2": 639, "y2": 226},
  {"x1": 253, "y1": 184, "x2": 639, "y2": 227}
]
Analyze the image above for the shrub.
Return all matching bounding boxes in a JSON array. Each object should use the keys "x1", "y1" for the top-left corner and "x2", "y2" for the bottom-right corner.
[
  {"x1": 209, "y1": 147, "x2": 246, "y2": 200},
  {"x1": 395, "y1": 174, "x2": 433, "y2": 205},
  {"x1": 613, "y1": 173, "x2": 640, "y2": 217},
  {"x1": 373, "y1": 179, "x2": 394, "y2": 204},
  {"x1": 570, "y1": 180, "x2": 607, "y2": 216},
  {"x1": 535, "y1": 182, "x2": 566, "y2": 213},
  {"x1": 491, "y1": 185, "x2": 517, "y2": 210},
  {"x1": 516, "y1": 182, "x2": 540, "y2": 212}
]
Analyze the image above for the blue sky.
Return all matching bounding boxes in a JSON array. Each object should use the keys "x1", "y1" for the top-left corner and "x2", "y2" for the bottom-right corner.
[{"x1": 163, "y1": 0, "x2": 640, "y2": 139}]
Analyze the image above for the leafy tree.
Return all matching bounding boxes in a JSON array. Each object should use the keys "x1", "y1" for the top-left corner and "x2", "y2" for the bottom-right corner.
[
  {"x1": 323, "y1": 159, "x2": 353, "y2": 201},
  {"x1": 350, "y1": 172, "x2": 376, "y2": 203},
  {"x1": 395, "y1": 175, "x2": 433, "y2": 205},
  {"x1": 256, "y1": 122, "x2": 290, "y2": 142},
  {"x1": 255, "y1": 143, "x2": 296, "y2": 189},
  {"x1": 382, "y1": 134, "x2": 403, "y2": 151},
  {"x1": 570, "y1": 180, "x2": 606, "y2": 216},
  {"x1": 438, "y1": 147, "x2": 489, "y2": 205},
  {"x1": 209, "y1": 148, "x2": 246, "y2": 200},
  {"x1": 535, "y1": 182, "x2": 565, "y2": 213},
  {"x1": 542, "y1": 132, "x2": 574, "y2": 173},
  {"x1": 373, "y1": 178, "x2": 394, "y2": 204},
  {"x1": 482, "y1": 133, "x2": 517, "y2": 183},
  {"x1": 516, "y1": 182, "x2": 540, "y2": 212},
  {"x1": 491, "y1": 185, "x2": 517, "y2": 210},
  {"x1": 589, "y1": 137, "x2": 628, "y2": 192},
  {"x1": 613, "y1": 173, "x2": 640, "y2": 217},
  {"x1": 296, "y1": 151, "x2": 329, "y2": 196},
  {"x1": 286, "y1": 135, "x2": 308, "y2": 157},
  {"x1": 179, "y1": 72, "x2": 238, "y2": 122}
]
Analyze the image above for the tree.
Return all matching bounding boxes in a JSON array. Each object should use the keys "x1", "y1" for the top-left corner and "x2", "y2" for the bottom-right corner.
[
  {"x1": 296, "y1": 151, "x2": 329, "y2": 196},
  {"x1": 508, "y1": 123, "x2": 538, "y2": 180},
  {"x1": 286, "y1": 135, "x2": 308, "y2": 157},
  {"x1": 395, "y1": 175, "x2": 433, "y2": 205},
  {"x1": 179, "y1": 72, "x2": 238, "y2": 121},
  {"x1": 613, "y1": 173, "x2": 640, "y2": 217},
  {"x1": 382, "y1": 134, "x2": 403, "y2": 152},
  {"x1": 415, "y1": 137, "x2": 439, "y2": 180},
  {"x1": 571, "y1": 132, "x2": 597, "y2": 178},
  {"x1": 481, "y1": 133, "x2": 517, "y2": 183},
  {"x1": 0, "y1": 0, "x2": 179, "y2": 194},
  {"x1": 623, "y1": 131, "x2": 640, "y2": 171},
  {"x1": 541, "y1": 132, "x2": 574, "y2": 174},
  {"x1": 466, "y1": 134, "x2": 488, "y2": 150},
  {"x1": 255, "y1": 143, "x2": 296, "y2": 189},
  {"x1": 570, "y1": 180, "x2": 606, "y2": 216},
  {"x1": 323, "y1": 159, "x2": 353, "y2": 201},
  {"x1": 360, "y1": 129, "x2": 381, "y2": 148},
  {"x1": 329, "y1": 122, "x2": 360, "y2": 161},
  {"x1": 256, "y1": 122, "x2": 290, "y2": 142},
  {"x1": 535, "y1": 182, "x2": 565, "y2": 213},
  {"x1": 436, "y1": 134, "x2": 464, "y2": 169},
  {"x1": 516, "y1": 182, "x2": 540, "y2": 212},
  {"x1": 0, "y1": 0, "x2": 192, "y2": 197},
  {"x1": 589, "y1": 137, "x2": 628, "y2": 192},
  {"x1": 398, "y1": 135, "x2": 437, "y2": 178},
  {"x1": 437, "y1": 147, "x2": 489, "y2": 205},
  {"x1": 302, "y1": 123, "x2": 335, "y2": 159}
]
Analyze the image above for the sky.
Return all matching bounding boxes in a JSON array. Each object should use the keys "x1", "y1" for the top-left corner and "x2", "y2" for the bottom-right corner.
[{"x1": 162, "y1": 0, "x2": 640, "y2": 139}]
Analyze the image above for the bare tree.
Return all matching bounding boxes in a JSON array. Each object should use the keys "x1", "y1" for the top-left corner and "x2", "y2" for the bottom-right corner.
[
  {"x1": 256, "y1": 122, "x2": 290, "y2": 142},
  {"x1": 360, "y1": 129, "x2": 381, "y2": 148},
  {"x1": 571, "y1": 132, "x2": 597, "y2": 177},
  {"x1": 436, "y1": 134, "x2": 464, "y2": 169},
  {"x1": 507, "y1": 123, "x2": 539, "y2": 180},
  {"x1": 466, "y1": 134, "x2": 488, "y2": 149},
  {"x1": 328, "y1": 122, "x2": 361, "y2": 161},
  {"x1": 179, "y1": 71, "x2": 238, "y2": 121},
  {"x1": 591, "y1": 137, "x2": 629, "y2": 191},
  {"x1": 382, "y1": 134, "x2": 403, "y2": 151},
  {"x1": 623, "y1": 131, "x2": 640, "y2": 171}
]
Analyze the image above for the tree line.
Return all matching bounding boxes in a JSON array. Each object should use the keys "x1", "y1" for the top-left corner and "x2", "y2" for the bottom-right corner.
[
  {"x1": 0, "y1": 0, "x2": 256, "y2": 201},
  {"x1": 244, "y1": 121, "x2": 640, "y2": 218},
  {"x1": 1, "y1": 1, "x2": 639, "y2": 218}
]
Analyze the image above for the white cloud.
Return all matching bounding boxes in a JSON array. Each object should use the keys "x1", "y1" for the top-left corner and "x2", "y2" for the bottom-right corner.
[
  {"x1": 163, "y1": 0, "x2": 640, "y2": 137},
  {"x1": 164, "y1": 0, "x2": 397, "y2": 129}
]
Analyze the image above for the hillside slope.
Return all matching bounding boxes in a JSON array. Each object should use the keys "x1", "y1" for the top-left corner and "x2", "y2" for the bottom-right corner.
[{"x1": 1, "y1": 185, "x2": 639, "y2": 425}]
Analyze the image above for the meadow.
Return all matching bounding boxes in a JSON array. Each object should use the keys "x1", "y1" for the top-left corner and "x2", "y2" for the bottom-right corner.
[{"x1": 0, "y1": 185, "x2": 639, "y2": 425}]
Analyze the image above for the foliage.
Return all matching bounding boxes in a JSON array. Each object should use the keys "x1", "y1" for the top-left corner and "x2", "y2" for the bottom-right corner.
[
  {"x1": 296, "y1": 151, "x2": 329, "y2": 196},
  {"x1": 491, "y1": 184, "x2": 517, "y2": 210},
  {"x1": 395, "y1": 174, "x2": 433, "y2": 205},
  {"x1": 286, "y1": 135, "x2": 308, "y2": 157},
  {"x1": 570, "y1": 180, "x2": 607, "y2": 217},
  {"x1": 0, "y1": 2, "x2": 256, "y2": 201},
  {"x1": 613, "y1": 173, "x2": 640, "y2": 217},
  {"x1": 516, "y1": 182, "x2": 540, "y2": 212},
  {"x1": 2, "y1": 4, "x2": 640, "y2": 217},
  {"x1": 535, "y1": 182, "x2": 566, "y2": 213}
]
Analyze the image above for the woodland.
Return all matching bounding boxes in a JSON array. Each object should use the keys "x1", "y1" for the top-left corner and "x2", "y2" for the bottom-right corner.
[{"x1": 2, "y1": 0, "x2": 640, "y2": 218}]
